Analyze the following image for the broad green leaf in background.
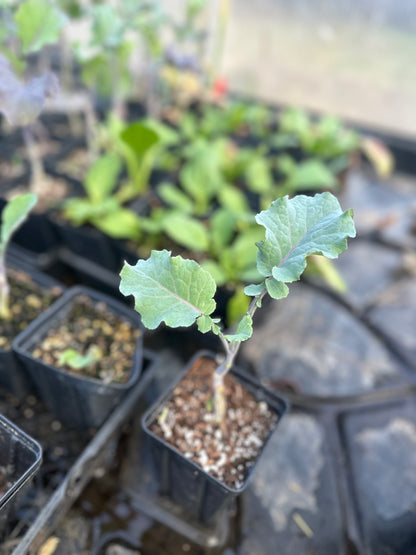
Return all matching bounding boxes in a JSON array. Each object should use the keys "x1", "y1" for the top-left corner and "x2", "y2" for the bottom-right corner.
[
  {"x1": 84, "y1": 153, "x2": 122, "y2": 203},
  {"x1": 162, "y1": 212, "x2": 209, "y2": 252},
  {"x1": 0, "y1": 193, "x2": 37, "y2": 252},
  {"x1": 245, "y1": 156, "x2": 274, "y2": 194},
  {"x1": 288, "y1": 159, "x2": 337, "y2": 191},
  {"x1": 226, "y1": 286, "x2": 251, "y2": 326},
  {"x1": 63, "y1": 197, "x2": 121, "y2": 226},
  {"x1": 90, "y1": 5, "x2": 124, "y2": 48},
  {"x1": 210, "y1": 208, "x2": 237, "y2": 252},
  {"x1": 305, "y1": 254, "x2": 347, "y2": 293},
  {"x1": 120, "y1": 122, "x2": 159, "y2": 157},
  {"x1": 199, "y1": 259, "x2": 227, "y2": 286},
  {"x1": 142, "y1": 118, "x2": 179, "y2": 146},
  {"x1": 217, "y1": 185, "x2": 249, "y2": 213},
  {"x1": 15, "y1": 0, "x2": 67, "y2": 54},
  {"x1": 119, "y1": 250, "x2": 217, "y2": 329},
  {"x1": 93, "y1": 208, "x2": 141, "y2": 240},
  {"x1": 254, "y1": 192, "x2": 356, "y2": 298},
  {"x1": 157, "y1": 182, "x2": 193, "y2": 213}
]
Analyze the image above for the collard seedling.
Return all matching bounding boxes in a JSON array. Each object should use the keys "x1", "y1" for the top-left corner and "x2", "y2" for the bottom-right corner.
[{"x1": 120, "y1": 192, "x2": 356, "y2": 419}]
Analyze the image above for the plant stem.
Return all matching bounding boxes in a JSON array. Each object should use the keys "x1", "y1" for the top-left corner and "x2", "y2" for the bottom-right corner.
[
  {"x1": 0, "y1": 253, "x2": 11, "y2": 320},
  {"x1": 213, "y1": 286, "x2": 267, "y2": 421},
  {"x1": 22, "y1": 126, "x2": 45, "y2": 197}
]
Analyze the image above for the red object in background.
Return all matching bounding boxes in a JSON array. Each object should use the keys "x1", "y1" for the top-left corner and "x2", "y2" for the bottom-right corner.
[{"x1": 212, "y1": 77, "x2": 228, "y2": 100}]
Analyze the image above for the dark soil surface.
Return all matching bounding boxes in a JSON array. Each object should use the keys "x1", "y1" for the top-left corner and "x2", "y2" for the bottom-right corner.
[
  {"x1": 54, "y1": 147, "x2": 90, "y2": 181},
  {"x1": 31, "y1": 294, "x2": 141, "y2": 384},
  {"x1": 149, "y1": 356, "x2": 278, "y2": 489},
  {"x1": 0, "y1": 269, "x2": 62, "y2": 350},
  {"x1": 7, "y1": 175, "x2": 72, "y2": 213}
]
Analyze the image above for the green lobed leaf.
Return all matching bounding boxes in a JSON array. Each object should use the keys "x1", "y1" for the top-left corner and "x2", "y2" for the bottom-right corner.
[
  {"x1": 265, "y1": 277, "x2": 289, "y2": 300},
  {"x1": 223, "y1": 314, "x2": 253, "y2": 343},
  {"x1": 0, "y1": 193, "x2": 37, "y2": 252},
  {"x1": 244, "y1": 283, "x2": 264, "y2": 297},
  {"x1": 197, "y1": 314, "x2": 215, "y2": 334},
  {"x1": 255, "y1": 192, "x2": 356, "y2": 288},
  {"x1": 119, "y1": 250, "x2": 217, "y2": 329},
  {"x1": 15, "y1": 0, "x2": 67, "y2": 54}
]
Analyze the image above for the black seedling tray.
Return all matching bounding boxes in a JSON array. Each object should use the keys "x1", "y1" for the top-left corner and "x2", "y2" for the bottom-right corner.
[
  {"x1": 0, "y1": 416, "x2": 42, "y2": 535},
  {"x1": 0, "y1": 350, "x2": 158, "y2": 555}
]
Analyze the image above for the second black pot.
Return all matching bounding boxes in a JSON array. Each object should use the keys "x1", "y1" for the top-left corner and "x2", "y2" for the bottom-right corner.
[
  {"x1": 13, "y1": 286, "x2": 144, "y2": 430},
  {"x1": 141, "y1": 351, "x2": 289, "y2": 523}
]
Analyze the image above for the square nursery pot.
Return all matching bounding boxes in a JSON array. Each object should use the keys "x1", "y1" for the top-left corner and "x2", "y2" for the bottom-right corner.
[
  {"x1": 0, "y1": 259, "x2": 64, "y2": 397},
  {"x1": 0, "y1": 415, "x2": 42, "y2": 532},
  {"x1": 13, "y1": 286, "x2": 144, "y2": 430},
  {"x1": 142, "y1": 351, "x2": 289, "y2": 523}
]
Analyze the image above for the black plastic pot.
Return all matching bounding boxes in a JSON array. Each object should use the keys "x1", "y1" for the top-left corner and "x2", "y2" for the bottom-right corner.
[
  {"x1": 13, "y1": 286, "x2": 145, "y2": 430},
  {"x1": 52, "y1": 217, "x2": 121, "y2": 272},
  {"x1": 142, "y1": 351, "x2": 289, "y2": 523},
  {"x1": 0, "y1": 415, "x2": 42, "y2": 532},
  {"x1": 0, "y1": 258, "x2": 65, "y2": 397}
]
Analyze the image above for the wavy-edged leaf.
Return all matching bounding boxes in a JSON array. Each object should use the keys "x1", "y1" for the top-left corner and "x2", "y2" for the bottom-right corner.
[
  {"x1": 244, "y1": 283, "x2": 264, "y2": 297},
  {"x1": 256, "y1": 192, "x2": 356, "y2": 286},
  {"x1": 223, "y1": 315, "x2": 253, "y2": 343},
  {"x1": 0, "y1": 193, "x2": 37, "y2": 252},
  {"x1": 119, "y1": 250, "x2": 216, "y2": 329}
]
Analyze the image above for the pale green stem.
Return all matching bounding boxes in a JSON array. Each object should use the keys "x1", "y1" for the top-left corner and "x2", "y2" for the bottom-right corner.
[
  {"x1": 0, "y1": 252, "x2": 11, "y2": 320},
  {"x1": 22, "y1": 126, "x2": 45, "y2": 196},
  {"x1": 213, "y1": 286, "x2": 267, "y2": 421}
]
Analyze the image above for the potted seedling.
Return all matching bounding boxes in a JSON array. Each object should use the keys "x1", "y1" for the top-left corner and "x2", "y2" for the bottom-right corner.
[
  {"x1": 13, "y1": 285, "x2": 145, "y2": 430},
  {"x1": 119, "y1": 191, "x2": 356, "y2": 522},
  {"x1": 0, "y1": 193, "x2": 63, "y2": 394}
]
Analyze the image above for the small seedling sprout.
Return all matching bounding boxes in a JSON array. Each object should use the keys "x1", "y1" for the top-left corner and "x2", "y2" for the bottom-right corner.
[
  {"x1": 120, "y1": 192, "x2": 356, "y2": 421},
  {"x1": 58, "y1": 345, "x2": 103, "y2": 370},
  {"x1": 0, "y1": 193, "x2": 37, "y2": 319}
]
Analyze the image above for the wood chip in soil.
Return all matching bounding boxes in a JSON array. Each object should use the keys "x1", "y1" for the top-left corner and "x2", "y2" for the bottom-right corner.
[
  {"x1": 0, "y1": 269, "x2": 62, "y2": 350},
  {"x1": 31, "y1": 295, "x2": 141, "y2": 384},
  {"x1": 149, "y1": 356, "x2": 279, "y2": 489}
]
